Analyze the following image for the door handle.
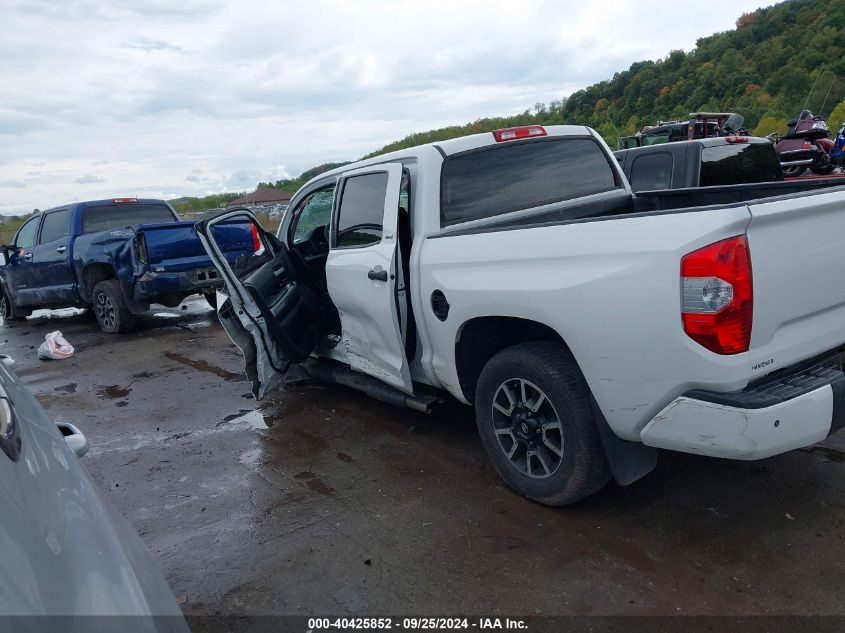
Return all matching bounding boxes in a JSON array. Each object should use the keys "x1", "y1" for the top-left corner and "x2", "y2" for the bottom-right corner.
[
  {"x1": 56, "y1": 246, "x2": 67, "y2": 254},
  {"x1": 367, "y1": 266, "x2": 388, "y2": 282}
]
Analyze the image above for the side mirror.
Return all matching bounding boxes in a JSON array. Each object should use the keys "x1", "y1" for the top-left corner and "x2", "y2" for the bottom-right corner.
[{"x1": 56, "y1": 421, "x2": 89, "y2": 458}]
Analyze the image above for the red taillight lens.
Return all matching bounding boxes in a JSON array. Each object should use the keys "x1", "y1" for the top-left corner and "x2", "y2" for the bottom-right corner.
[
  {"x1": 250, "y1": 223, "x2": 264, "y2": 255},
  {"x1": 112, "y1": 198, "x2": 139, "y2": 204},
  {"x1": 724, "y1": 136, "x2": 748, "y2": 143},
  {"x1": 493, "y1": 126, "x2": 547, "y2": 142},
  {"x1": 135, "y1": 233, "x2": 148, "y2": 265},
  {"x1": 681, "y1": 235, "x2": 753, "y2": 355}
]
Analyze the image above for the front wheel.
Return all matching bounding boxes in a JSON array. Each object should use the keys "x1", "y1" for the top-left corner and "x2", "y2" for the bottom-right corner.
[
  {"x1": 474, "y1": 341, "x2": 611, "y2": 506},
  {"x1": 0, "y1": 286, "x2": 31, "y2": 322},
  {"x1": 92, "y1": 280, "x2": 136, "y2": 333}
]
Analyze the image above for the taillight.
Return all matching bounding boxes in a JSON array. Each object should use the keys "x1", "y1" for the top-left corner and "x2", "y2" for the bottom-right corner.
[
  {"x1": 112, "y1": 198, "x2": 139, "y2": 204},
  {"x1": 724, "y1": 136, "x2": 747, "y2": 143},
  {"x1": 681, "y1": 236, "x2": 753, "y2": 355},
  {"x1": 493, "y1": 126, "x2": 547, "y2": 142},
  {"x1": 250, "y1": 223, "x2": 265, "y2": 255},
  {"x1": 135, "y1": 233, "x2": 148, "y2": 265}
]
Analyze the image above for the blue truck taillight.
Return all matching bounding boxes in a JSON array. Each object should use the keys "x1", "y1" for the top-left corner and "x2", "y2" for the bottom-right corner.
[{"x1": 134, "y1": 234, "x2": 148, "y2": 265}]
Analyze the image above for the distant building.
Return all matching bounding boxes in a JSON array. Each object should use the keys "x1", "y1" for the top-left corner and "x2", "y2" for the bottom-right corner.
[{"x1": 226, "y1": 188, "x2": 293, "y2": 208}]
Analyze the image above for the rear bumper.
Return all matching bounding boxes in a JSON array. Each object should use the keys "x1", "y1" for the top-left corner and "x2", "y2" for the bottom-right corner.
[
  {"x1": 133, "y1": 267, "x2": 222, "y2": 302},
  {"x1": 641, "y1": 352, "x2": 845, "y2": 460}
]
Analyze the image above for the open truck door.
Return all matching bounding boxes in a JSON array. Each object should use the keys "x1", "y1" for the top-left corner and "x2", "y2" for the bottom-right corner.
[{"x1": 195, "y1": 209, "x2": 326, "y2": 398}]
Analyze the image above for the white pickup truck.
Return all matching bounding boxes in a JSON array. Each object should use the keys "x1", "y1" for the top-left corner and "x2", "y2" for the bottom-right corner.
[{"x1": 197, "y1": 124, "x2": 845, "y2": 505}]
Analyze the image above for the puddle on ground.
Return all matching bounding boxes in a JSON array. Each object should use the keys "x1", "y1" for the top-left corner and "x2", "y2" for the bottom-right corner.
[
  {"x1": 152, "y1": 313, "x2": 179, "y2": 318},
  {"x1": 164, "y1": 351, "x2": 243, "y2": 381},
  {"x1": 222, "y1": 409, "x2": 268, "y2": 430},
  {"x1": 98, "y1": 385, "x2": 131, "y2": 399},
  {"x1": 54, "y1": 383, "x2": 77, "y2": 393},
  {"x1": 805, "y1": 445, "x2": 845, "y2": 463},
  {"x1": 239, "y1": 448, "x2": 262, "y2": 465}
]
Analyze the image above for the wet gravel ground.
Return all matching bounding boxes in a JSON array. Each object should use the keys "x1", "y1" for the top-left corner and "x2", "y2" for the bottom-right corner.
[{"x1": 4, "y1": 296, "x2": 845, "y2": 618}]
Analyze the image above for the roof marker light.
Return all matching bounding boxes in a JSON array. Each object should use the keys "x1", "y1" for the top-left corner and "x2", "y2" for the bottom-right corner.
[{"x1": 493, "y1": 126, "x2": 547, "y2": 142}]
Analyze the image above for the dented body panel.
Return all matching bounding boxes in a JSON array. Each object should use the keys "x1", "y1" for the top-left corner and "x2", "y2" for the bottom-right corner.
[
  {"x1": 1, "y1": 199, "x2": 253, "y2": 316},
  {"x1": 200, "y1": 126, "x2": 845, "y2": 465}
]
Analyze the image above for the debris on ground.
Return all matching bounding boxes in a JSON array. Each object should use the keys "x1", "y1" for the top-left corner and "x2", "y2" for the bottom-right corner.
[{"x1": 37, "y1": 330, "x2": 74, "y2": 360}]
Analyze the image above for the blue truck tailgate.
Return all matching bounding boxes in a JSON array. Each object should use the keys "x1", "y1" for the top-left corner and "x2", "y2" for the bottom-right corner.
[{"x1": 138, "y1": 221, "x2": 253, "y2": 272}]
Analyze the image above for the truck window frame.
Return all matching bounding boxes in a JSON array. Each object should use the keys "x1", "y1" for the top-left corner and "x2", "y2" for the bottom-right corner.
[
  {"x1": 13, "y1": 215, "x2": 41, "y2": 249},
  {"x1": 288, "y1": 185, "x2": 336, "y2": 246},
  {"x1": 438, "y1": 135, "x2": 622, "y2": 229},
  {"x1": 332, "y1": 171, "x2": 391, "y2": 250},
  {"x1": 80, "y1": 203, "x2": 178, "y2": 234},
  {"x1": 37, "y1": 208, "x2": 71, "y2": 245},
  {"x1": 629, "y1": 152, "x2": 674, "y2": 191}
]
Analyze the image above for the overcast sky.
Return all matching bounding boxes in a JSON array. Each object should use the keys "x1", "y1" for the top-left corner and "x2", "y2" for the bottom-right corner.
[{"x1": 0, "y1": 0, "x2": 768, "y2": 215}]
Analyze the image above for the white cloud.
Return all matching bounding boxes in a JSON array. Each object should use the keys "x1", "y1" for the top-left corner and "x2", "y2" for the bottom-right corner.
[
  {"x1": 74, "y1": 174, "x2": 106, "y2": 184},
  {"x1": 0, "y1": 0, "x2": 767, "y2": 214}
]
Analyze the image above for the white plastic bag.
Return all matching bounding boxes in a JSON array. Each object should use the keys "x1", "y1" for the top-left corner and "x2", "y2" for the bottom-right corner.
[{"x1": 38, "y1": 330, "x2": 74, "y2": 360}]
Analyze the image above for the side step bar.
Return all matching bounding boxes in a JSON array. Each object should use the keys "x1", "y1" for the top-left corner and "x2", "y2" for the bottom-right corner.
[{"x1": 302, "y1": 360, "x2": 441, "y2": 414}]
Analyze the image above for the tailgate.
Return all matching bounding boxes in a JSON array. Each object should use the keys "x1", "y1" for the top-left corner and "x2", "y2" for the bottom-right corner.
[
  {"x1": 139, "y1": 220, "x2": 253, "y2": 272},
  {"x1": 746, "y1": 187, "x2": 845, "y2": 367}
]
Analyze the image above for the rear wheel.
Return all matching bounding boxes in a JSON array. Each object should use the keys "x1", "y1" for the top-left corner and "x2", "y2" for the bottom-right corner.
[
  {"x1": 0, "y1": 287, "x2": 31, "y2": 322},
  {"x1": 781, "y1": 165, "x2": 806, "y2": 178},
  {"x1": 810, "y1": 154, "x2": 835, "y2": 175},
  {"x1": 92, "y1": 280, "x2": 136, "y2": 333},
  {"x1": 474, "y1": 341, "x2": 611, "y2": 506}
]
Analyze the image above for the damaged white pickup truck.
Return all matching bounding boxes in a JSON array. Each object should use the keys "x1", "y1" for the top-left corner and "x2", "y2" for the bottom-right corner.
[{"x1": 197, "y1": 124, "x2": 845, "y2": 505}]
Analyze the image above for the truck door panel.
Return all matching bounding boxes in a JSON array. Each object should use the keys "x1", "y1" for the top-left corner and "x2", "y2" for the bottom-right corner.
[
  {"x1": 325, "y1": 163, "x2": 413, "y2": 394},
  {"x1": 30, "y1": 208, "x2": 76, "y2": 305}
]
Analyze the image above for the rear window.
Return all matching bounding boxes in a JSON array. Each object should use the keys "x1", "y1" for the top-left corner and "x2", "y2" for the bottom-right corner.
[
  {"x1": 82, "y1": 204, "x2": 176, "y2": 233},
  {"x1": 441, "y1": 137, "x2": 619, "y2": 227},
  {"x1": 629, "y1": 152, "x2": 674, "y2": 191},
  {"x1": 700, "y1": 143, "x2": 783, "y2": 187}
]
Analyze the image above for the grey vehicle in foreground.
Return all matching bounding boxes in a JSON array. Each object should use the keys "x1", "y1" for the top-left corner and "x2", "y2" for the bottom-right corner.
[{"x1": 0, "y1": 359, "x2": 188, "y2": 631}]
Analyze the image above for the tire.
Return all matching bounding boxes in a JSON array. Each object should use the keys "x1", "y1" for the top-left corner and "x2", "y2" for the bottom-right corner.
[
  {"x1": 810, "y1": 156, "x2": 835, "y2": 175},
  {"x1": 0, "y1": 286, "x2": 31, "y2": 322},
  {"x1": 92, "y1": 280, "x2": 136, "y2": 333},
  {"x1": 202, "y1": 289, "x2": 217, "y2": 310},
  {"x1": 474, "y1": 341, "x2": 611, "y2": 506},
  {"x1": 781, "y1": 165, "x2": 806, "y2": 178}
]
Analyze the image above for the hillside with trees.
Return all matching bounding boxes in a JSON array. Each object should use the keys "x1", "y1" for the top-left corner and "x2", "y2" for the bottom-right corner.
[
  {"x1": 367, "y1": 0, "x2": 844, "y2": 155},
  {"x1": 181, "y1": 0, "x2": 844, "y2": 209}
]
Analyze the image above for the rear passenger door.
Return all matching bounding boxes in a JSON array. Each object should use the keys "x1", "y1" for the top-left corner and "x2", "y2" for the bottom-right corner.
[
  {"x1": 325, "y1": 163, "x2": 413, "y2": 394},
  {"x1": 29, "y1": 208, "x2": 76, "y2": 304}
]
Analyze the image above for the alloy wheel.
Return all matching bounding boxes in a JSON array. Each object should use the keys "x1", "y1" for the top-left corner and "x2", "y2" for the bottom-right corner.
[
  {"x1": 95, "y1": 291, "x2": 115, "y2": 330},
  {"x1": 491, "y1": 378, "x2": 564, "y2": 479}
]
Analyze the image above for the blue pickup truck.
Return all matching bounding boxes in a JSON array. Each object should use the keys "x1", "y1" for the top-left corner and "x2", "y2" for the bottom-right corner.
[{"x1": 0, "y1": 198, "x2": 255, "y2": 333}]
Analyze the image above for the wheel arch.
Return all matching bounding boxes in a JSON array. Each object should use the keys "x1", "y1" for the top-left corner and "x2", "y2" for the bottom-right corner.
[
  {"x1": 82, "y1": 262, "x2": 117, "y2": 302},
  {"x1": 454, "y1": 315, "x2": 575, "y2": 404},
  {"x1": 455, "y1": 315, "x2": 658, "y2": 487}
]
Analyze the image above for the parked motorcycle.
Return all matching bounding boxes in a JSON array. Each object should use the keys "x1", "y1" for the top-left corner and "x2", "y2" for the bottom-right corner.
[{"x1": 767, "y1": 110, "x2": 835, "y2": 177}]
